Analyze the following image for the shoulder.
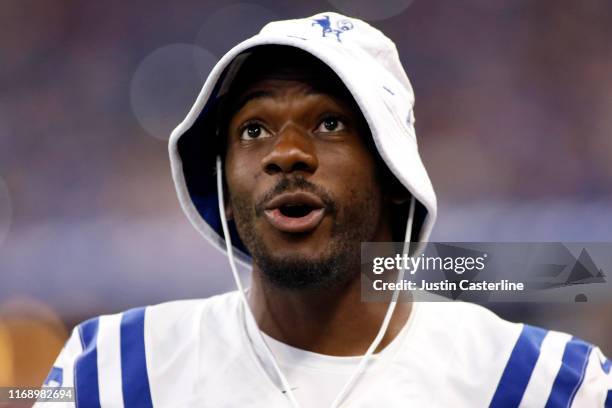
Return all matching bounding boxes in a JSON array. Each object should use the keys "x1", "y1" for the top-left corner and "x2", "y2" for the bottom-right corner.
[
  {"x1": 413, "y1": 300, "x2": 525, "y2": 365},
  {"x1": 413, "y1": 300, "x2": 612, "y2": 407},
  {"x1": 77, "y1": 291, "x2": 244, "y2": 366},
  {"x1": 40, "y1": 292, "x2": 243, "y2": 407},
  {"x1": 73, "y1": 291, "x2": 241, "y2": 349}
]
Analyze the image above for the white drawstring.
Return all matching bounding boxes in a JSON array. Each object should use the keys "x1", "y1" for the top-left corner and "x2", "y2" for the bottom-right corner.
[
  {"x1": 329, "y1": 195, "x2": 415, "y2": 408},
  {"x1": 216, "y1": 155, "x2": 415, "y2": 408},
  {"x1": 216, "y1": 157, "x2": 301, "y2": 408}
]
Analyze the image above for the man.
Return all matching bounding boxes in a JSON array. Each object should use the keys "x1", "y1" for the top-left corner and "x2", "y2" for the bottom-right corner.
[{"x1": 41, "y1": 12, "x2": 611, "y2": 407}]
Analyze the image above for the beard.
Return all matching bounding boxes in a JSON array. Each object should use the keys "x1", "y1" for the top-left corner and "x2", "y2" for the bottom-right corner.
[{"x1": 229, "y1": 175, "x2": 381, "y2": 290}]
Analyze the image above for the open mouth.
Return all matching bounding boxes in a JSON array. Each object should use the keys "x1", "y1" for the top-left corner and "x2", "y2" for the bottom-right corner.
[
  {"x1": 263, "y1": 192, "x2": 326, "y2": 233},
  {"x1": 279, "y1": 204, "x2": 315, "y2": 218}
]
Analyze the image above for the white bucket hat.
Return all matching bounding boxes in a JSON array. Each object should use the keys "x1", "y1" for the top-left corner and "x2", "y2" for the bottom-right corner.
[{"x1": 169, "y1": 11, "x2": 437, "y2": 265}]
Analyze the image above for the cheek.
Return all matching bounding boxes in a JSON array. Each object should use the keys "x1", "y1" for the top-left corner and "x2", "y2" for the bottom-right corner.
[
  {"x1": 350, "y1": 156, "x2": 385, "y2": 214},
  {"x1": 326, "y1": 159, "x2": 382, "y2": 220},
  {"x1": 349, "y1": 176, "x2": 382, "y2": 210},
  {"x1": 332, "y1": 148, "x2": 380, "y2": 195}
]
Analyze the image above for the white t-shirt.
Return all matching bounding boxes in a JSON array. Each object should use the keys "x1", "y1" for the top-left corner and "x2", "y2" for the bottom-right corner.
[
  {"x1": 36, "y1": 291, "x2": 612, "y2": 407},
  {"x1": 251, "y1": 302, "x2": 415, "y2": 408}
]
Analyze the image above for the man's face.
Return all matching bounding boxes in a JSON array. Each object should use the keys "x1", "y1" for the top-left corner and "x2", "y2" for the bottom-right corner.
[{"x1": 224, "y1": 75, "x2": 392, "y2": 289}]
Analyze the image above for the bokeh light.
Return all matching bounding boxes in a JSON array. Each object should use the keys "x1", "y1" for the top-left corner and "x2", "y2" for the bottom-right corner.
[
  {"x1": 195, "y1": 3, "x2": 279, "y2": 58},
  {"x1": 327, "y1": 0, "x2": 415, "y2": 21},
  {"x1": 129, "y1": 44, "x2": 218, "y2": 140}
]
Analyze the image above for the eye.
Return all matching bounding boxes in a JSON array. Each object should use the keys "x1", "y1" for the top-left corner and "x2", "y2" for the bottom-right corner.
[
  {"x1": 240, "y1": 122, "x2": 271, "y2": 140},
  {"x1": 316, "y1": 116, "x2": 345, "y2": 133}
]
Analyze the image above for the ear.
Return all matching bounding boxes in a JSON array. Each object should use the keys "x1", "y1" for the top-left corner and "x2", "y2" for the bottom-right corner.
[
  {"x1": 390, "y1": 193, "x2": 411, "y2": 205},
  {"x1": 384, "y1": 175, "x2": 411, "y2": 205}
]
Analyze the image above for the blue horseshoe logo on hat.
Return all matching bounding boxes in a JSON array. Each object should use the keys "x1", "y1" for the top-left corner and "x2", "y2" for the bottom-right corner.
[{"x1": 312, "y1": 15, "x2": 354, "y2": 42}]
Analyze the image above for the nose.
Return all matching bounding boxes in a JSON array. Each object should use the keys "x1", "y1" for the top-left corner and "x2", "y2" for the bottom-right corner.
[{"x1": 261, "y1": 125, "x2": 318, "y2": 175}]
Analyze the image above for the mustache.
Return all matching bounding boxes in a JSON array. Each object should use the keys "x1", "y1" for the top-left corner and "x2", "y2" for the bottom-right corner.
[{"x1": 254, "y1": 176, "x2": 337, "y2": 216}]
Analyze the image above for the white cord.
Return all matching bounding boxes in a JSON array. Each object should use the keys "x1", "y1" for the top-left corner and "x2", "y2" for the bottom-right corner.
[
  {"x1": 329, "y1": 195, "x2": 415, "y2": 408},
  {"x1": 216, "y1": 156, "x2": 302, "y2": 408},
  {"x1": 217, "y1": 155, "x2": 415, "y2": 407}
]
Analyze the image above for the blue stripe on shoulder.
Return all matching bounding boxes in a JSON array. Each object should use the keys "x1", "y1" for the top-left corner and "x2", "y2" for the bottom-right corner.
[
  {"x1": 120, "y1": 307, "x2": 153, "y2": 408},
  {"x1": 602, "y1": 358, "x2": 611, "y2": 374},
  {"x1": 43, "y1": 366, "x2": 63, "y2": 386},
  {"x1": 75, "y1": 317, "x2": 101, "y2": 408},
  {"x1": 489, "y1": 325, "x2": 547, "y2": 408},
  {"x1": 544, "y1": 337, "x2": 592, "y2": 408},
  {"x1": 605, "y1": 390, "x2": 612, "y2": 408}
]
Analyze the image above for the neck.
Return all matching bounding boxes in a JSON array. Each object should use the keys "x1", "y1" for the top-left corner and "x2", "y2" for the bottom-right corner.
[{"x1": 248, "y1": 266, "x2": 412, "y2": 356}]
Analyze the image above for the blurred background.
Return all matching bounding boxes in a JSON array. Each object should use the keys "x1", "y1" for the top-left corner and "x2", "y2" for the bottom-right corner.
[{"x1": 1, "y1": 0, "x2": 611, "y2": 387}]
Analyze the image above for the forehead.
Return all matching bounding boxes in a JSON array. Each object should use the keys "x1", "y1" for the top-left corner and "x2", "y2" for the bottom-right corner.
[
  {"x1": 229, "y1": 77, "x2": 352, "y2": 115},
  {"x1": 220, "y1": 49, "x2": 361, "y2": 122}
]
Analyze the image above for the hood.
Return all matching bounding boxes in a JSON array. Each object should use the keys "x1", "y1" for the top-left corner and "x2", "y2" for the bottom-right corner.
[{"x1": 168, "y1": 11, "x2": 437, "y2": 266}]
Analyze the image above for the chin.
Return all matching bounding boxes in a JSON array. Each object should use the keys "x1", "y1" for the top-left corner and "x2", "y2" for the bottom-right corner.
[
  {"x1": 252, "y1": 241, "x2": 356, "y2": 290},
  {"x1": 262, "y1": 228, "x2": 333, "y2": 257}
]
